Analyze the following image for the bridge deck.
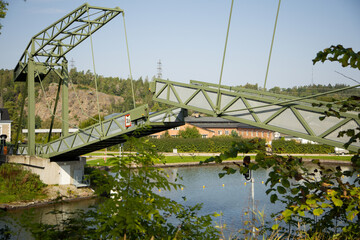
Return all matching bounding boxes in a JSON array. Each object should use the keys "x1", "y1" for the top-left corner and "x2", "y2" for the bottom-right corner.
[{"x1": 17, "y1": 106, "x2": 186, "y2": 161}]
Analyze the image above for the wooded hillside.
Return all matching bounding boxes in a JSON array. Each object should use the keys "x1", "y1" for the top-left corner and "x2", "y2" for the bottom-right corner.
[{"x1": 0, "y1": 68, "x2": 358, "y2": 143}]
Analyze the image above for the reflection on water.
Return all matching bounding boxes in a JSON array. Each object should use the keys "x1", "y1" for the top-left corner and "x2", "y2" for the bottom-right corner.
[{"x1": 0, "y1": 198, "x2": 98, "y2": 240}]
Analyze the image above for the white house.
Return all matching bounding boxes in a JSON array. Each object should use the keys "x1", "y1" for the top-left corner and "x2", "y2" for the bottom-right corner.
[{"x1": 0, "y1": 108, "x2": 12, "y2": 142}]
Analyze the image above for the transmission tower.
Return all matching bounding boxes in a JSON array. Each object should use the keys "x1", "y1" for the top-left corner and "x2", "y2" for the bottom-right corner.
[
  {"x1": 70, "y1": 58, "x2": 75, "y2": 70},
  {"x1": 157, "y1": 59, "x2": 162, "y2": 78}
]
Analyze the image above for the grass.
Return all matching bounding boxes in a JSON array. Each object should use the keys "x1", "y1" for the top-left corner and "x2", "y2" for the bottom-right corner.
[
  {"x1": 86, "y1": 155, "x2": 247, "y2": 167},
  {"x1": 299, "y1": 155, "x2": 352, "y2": 161},
  {"x1": 86, "y1": 154, "x2": 352, "y2": 167},
  {"x1": 0, "y1": 163, "x2": 47, "y2": 203},
  {"x1": 156, "y1": 155, "x2": 243, "y2": 164},
  {"x1": 86, "y1": 157, "x2": 120, "y2": 167}
]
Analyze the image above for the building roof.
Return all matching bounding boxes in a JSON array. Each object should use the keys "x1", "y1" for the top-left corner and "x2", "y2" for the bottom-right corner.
[
  {"x1": 0, "y1": 108, "x2": 11, "y2": 121},
  {"x1": 185, "y1": 116, "x2": 259, "y2": 129}
]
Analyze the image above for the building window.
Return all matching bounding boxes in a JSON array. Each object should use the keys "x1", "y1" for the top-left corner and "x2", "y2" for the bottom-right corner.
[
  {"x1": 171, "y1": 135, "x2": 179, "y2": 138},
  {"x1": 202, "y1": 134, "x2": 207, "y2": 138},
  {"x1": 150, "y1": 135, "x2": 158, "y2": 139},
  {"x1": 225, "y1": 130, "x2": 229, "y2": 135},
  {"x1": 0, "y1": 126, "x2": 2, "y2": 135},
  {"x1": 218, "y1": 130, "x2": 222, "y2": 135},
  {"x1": 172, "y1": 127, "x2": 180, "y2": 130}
]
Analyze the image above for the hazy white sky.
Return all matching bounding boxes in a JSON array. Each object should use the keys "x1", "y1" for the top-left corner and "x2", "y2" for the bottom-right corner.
[{"x1": 0, "y1": 0, "x2": 359, "y2": 89}]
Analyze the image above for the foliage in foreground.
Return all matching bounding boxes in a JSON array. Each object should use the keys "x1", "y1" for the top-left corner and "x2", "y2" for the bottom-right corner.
[
  {"x1": 202, "y1": 46, "x2": 360, "y2": 239},
  {"x1": 3, "y1": 135, "x2": 219, "y2": 239},
  {"x1": 0, "y1": 163, "x2": 46, "y2": 203},
  {"x1": 202, "y1": 136, "x2": 359, "y2": 239}
]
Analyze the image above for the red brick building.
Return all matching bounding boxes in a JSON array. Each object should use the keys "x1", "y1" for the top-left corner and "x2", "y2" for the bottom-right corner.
[{"x1": 150, "y1": 116, "x2": 275, "y2": 142}]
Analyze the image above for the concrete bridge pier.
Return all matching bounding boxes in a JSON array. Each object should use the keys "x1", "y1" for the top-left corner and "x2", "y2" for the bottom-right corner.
[{"x1": 5, "y1": 155, "x2": 86, "y2": 186}]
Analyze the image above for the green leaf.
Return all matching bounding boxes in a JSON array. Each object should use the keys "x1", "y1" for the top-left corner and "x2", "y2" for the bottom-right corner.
[
  {"x1": 313, "y1": 208, "x2": 324, "y2": 216},
  {"x1": 281, "y1": 179, "x2": 290, "y2": 188},
  {"x1": 277, "y1": 186, "x2": 287, "y2": 194},
  {"x1": 321, "y1": 203, "x2": 332, "y2": 209},
  {"x1": 213, "y1": 212, "x2": 222, "y2": 218},
  {"x1": 282, "y1": 209, "x2": 293, "y2": 219},
  {"x1": 291, "y1": 187, "x2": 300, "y2": 194},
  {"x1": 332, "y1": 196, "x2": 343, "y2": 207},
  {"x1": 306, "y1": 199, "x2": 316, "y2": 206},
  {"x1": 270, "y1": 194, "x2": 278, "y2": 203},
  {"x1": 271, "y1": 224, "x2": 279, "y2": 230},
  {"x1": 266, "y1": 188, "x2": 275, "y2": 195},
  {"x1": 347, "y1": 210, "x2": 359, "y2": 221}
]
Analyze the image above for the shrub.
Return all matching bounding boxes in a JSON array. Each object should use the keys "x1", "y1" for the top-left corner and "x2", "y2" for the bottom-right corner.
[
  {"x1": 272, "y1": 138, "x2": 334, "y2": 154},
  {"x1": 0, "y1": 163, "x2": 46, "y2": 203}
]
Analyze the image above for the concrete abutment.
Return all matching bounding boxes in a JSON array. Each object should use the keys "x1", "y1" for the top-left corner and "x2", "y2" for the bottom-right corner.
[{"x1": 5, "y1": 155, "x2": 86, "y2": 185}]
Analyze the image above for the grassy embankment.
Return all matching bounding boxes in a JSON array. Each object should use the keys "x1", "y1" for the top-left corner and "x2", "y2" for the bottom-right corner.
[
  {"x1": 0, "y1": 163, "x2": 47, "y2": 203},
  {"x1": 85, "y1": 153, "x2": 352, "y2": 167}
]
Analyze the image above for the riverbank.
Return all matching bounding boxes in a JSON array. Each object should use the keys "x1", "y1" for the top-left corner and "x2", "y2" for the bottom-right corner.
[
  {"x1": 86, "y1": 153, "x2": 353, "y2": 167},
  {"x1": 0, "y1": 185, "x2": 95, "y2": 211}
]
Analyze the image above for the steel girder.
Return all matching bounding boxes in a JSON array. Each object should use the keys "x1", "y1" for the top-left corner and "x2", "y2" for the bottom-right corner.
[
  {"x1": 17, "y1": 106, "x2": 187, "y2": 161},
  {"x1": 151, "y1": 78, "x2": 360, "y2": 152},
  {"x1": 14, "y1": 3, "x2": 123, "y2": 82}
]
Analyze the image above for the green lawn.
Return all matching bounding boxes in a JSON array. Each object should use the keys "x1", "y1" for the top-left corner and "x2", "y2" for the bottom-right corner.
[
  {"x1": 300, "y1": 155, "x2": 352, "y2": 161},
  {"x1": 86, "y1": 154, "x2": 351, "y2": 167},
  {"x1": 86, "y1": 157, "x2": 119, "y2": 167}
]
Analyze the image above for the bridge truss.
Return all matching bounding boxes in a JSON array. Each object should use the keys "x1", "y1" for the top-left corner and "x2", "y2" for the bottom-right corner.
[
  {"x1": 17, "y1": 106, "x2": 186, "y2": 161},
  {"x1": 151, "y1": 78, "x2": 360, "y2": 152},
  {"x1": 13, "y1": 3, "x2": 124, "y2": 156}
]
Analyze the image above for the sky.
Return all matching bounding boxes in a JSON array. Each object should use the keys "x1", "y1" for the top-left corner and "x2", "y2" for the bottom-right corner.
[{"x1": 0, "y1": 0, "x2": 360, "y2": 89}]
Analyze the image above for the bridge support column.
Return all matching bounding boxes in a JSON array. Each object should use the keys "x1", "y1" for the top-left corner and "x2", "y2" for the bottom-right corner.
[
  {"x1": 27, "y1": 57, "x2": 36, "y2": 156},
  {"x1": 61, "y1": 60, "x2": 69, "y2": 137}
]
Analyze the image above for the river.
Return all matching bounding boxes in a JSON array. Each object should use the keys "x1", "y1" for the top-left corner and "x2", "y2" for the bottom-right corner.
[{"x1": 1, "y1": 163, "x2": 356, "y2": 239}]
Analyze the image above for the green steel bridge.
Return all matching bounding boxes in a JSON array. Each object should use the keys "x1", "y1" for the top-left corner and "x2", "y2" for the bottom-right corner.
[
  {"x1": 17, "y1": 106, "x2": 186, "y2": 161},
  {"x1": 151, "y1": 79, "x2": 359, "y2": 153},
  {"x1": 12, "y1": 3, "x2": 359, "y2": 161}
]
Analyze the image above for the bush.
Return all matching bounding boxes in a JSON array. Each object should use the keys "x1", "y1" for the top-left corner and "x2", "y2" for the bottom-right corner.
[
  {"x1": 125, "y1": 137, "x2": 263, "y2": 153},
  {"x1": 272, "y1": 138, "x2": 334, "y2": 154},
  {"x1": 0, "y1": 163, "x2": 46, "y2": 203}
]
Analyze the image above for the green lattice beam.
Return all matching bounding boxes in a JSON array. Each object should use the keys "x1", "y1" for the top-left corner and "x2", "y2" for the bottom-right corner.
[
  {"x1": 151, "y1": 78, "x2": 360, "y2": 152},
  {"x1": 17, "y1": 106, "x2": 186, "y2": 161},
  {"x1": 14, "y1": 3, "x2": 123, "y2": 82}
]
